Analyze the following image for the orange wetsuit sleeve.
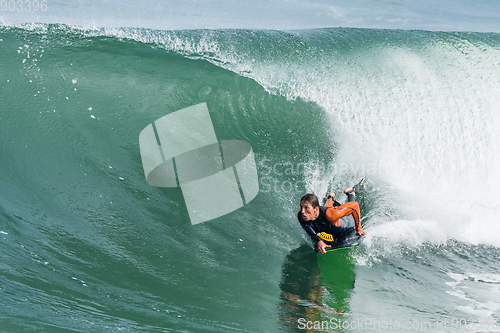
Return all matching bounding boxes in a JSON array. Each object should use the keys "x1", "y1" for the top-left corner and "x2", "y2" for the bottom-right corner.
[{"x1": 325, "y1": 202, "x2": 362, "y2": 232}]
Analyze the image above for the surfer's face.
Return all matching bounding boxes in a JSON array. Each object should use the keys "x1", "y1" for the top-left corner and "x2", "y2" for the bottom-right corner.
[{"x1": 300, "y1": 201, "x2": 319, "y2": 221}]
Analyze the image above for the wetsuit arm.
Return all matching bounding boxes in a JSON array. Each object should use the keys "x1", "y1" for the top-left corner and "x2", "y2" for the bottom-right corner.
[{"x1": 297, "y1": 213, "x2": 320, "y2": 245}]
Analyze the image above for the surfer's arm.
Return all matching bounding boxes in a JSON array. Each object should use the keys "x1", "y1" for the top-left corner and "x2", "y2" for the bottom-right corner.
[
  {"x1": 299, "y1": 220, "x2": 332, "y2": 254},
  {"x1": 302, "y1": 224, "x2": 321, "y2": 244},
  {"x1": 355, "y1": 223, "x2": 366, "y2": 236},
  {"x1": 299, "y1": 219, "x2": 328, "y2": 254},
  {"x1": 326, "y1": 202, "x2": 367, "y2": 236},
  {"x1": 297, "y1": 213, "x2": 321, "y2": 245},
  {"x1": 317, "y1": 240, "x2": 329, "y2": 254}
]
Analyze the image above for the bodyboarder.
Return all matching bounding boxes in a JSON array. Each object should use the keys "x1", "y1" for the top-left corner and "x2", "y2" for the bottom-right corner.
[{"x1": 297, "y1": 179, "x2": 366, "y2": 254}]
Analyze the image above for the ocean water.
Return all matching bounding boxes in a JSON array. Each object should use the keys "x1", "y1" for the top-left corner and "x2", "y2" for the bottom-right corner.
[{"x1": 2, "y1": 1, "x2": 500, "y2": 332}]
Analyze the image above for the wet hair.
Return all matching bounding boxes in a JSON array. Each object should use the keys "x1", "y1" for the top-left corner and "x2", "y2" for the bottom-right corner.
[{"x1": 300, "y1": 193, "x2": 319, "y2": 208}]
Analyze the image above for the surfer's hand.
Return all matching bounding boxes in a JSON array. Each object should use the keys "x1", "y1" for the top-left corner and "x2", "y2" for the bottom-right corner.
[
  {"x1": 317, "y1": 240, "x2": 328, "y2": 254},
  {"x1": 357, "y1": 228, "x2": 367, "y2": 236}
]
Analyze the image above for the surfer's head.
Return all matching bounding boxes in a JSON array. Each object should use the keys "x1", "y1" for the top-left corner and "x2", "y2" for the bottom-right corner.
[{"x1": 300, "y1": 193, "x2": 320, "y2": 221}]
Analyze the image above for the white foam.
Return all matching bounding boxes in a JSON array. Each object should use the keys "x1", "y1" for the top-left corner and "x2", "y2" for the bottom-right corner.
[
  {"x1": 320, "y1": 42, "x2": 500, "y2": 249},
  {"x1": 365, "y1": 219, "x2": 448, "y2": 247},
  {"x1": 445, "y1": 272, "x2": 500, "y2": 321}
]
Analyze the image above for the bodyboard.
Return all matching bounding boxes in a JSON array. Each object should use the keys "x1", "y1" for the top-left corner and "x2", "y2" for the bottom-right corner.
[{"x1": 324, "y1": 232, "x2": 364, "y2": 252}]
